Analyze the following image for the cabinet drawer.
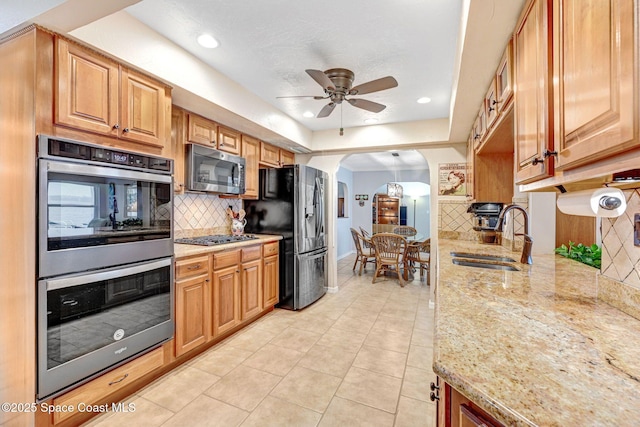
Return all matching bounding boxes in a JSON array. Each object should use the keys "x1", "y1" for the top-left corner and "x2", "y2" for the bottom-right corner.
[
  {"x1": 263, "y1": 242, "x2": 279, "y2": 257},
  {"x1": 213, "y1": 250, "x2": 240, "y2": 270},
  {"x1": 242, "y1": 245, "x2": 261, "y2": 262},
  {"x1": 176, "y1": 255, "x2": 209, "y2": 279},
  {"x1": 52, "y1": 347, "x2": 163, "y2": 424}
]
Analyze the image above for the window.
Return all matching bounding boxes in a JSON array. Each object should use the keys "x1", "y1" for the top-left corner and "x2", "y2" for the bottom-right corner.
[{"x1": 337, "y1": 181, "x2": 348, "y2": 218}]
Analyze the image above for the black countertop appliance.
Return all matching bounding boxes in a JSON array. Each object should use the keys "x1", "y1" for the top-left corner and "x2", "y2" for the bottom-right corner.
[{"x1": 467, "y1": 202, "x2": 504, "y2": 230}]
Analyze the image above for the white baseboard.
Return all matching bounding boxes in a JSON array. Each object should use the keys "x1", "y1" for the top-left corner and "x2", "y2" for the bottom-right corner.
[{"x1": 337, "y1": 250, "x2": 355, "y2": 261}]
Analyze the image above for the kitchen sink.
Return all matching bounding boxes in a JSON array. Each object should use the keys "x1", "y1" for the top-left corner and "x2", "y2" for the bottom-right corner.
[
  {"x1": 451, "y1": 258, "x2": 520, "y2": 271},
  {"x1": 450, "y1": 252, "x2": 517, "y2": 263}
]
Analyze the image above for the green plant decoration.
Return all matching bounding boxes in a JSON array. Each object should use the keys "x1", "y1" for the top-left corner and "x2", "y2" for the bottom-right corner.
[{"x1": 554, "y1": 241, "x2": 601, "y2": 269}]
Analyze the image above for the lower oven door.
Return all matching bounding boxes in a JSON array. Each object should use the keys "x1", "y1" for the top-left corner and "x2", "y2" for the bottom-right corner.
[{"x1": 37, "y1": 257, "x2": 174, "y2": 400}]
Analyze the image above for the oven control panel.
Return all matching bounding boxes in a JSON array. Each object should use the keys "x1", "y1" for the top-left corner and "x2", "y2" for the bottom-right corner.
[{"x1": 39, "y1": 135, "x2": 172, "y2": 173}]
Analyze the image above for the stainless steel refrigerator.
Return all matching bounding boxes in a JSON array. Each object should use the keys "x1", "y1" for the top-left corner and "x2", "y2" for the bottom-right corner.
[{"x1": 244, "y1": 165, "x2": 328, "y2": 310}]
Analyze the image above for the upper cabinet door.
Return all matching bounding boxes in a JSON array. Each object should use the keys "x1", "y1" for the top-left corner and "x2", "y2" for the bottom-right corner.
[
  {"x1": 553, "y1": 0, "x2": 637, "y2": 170},
  {"x1": 496, "y1": 40, "x2": 514, "y2": 113},
  {"x1": 120, "y1": 68, "x2": 165, "y2": 148},
  {"x1": 260, "y1": 141, "x2": 280, "y2": 167},
  {"x1": 187, "y1": 113, "x2": 217, "y2": 147},
  {"x1": 241, "y1": 135, "x2": 260, "y2": 199},
  {"x1": 55, "y1": 38, "x2": 119, "y2": 137},
  {"x1": 217, "y1": 125, "x2": 241, "y2": 155},
  {"x1": 514, "y1": 0, "x2": 554, "y2": 184}
]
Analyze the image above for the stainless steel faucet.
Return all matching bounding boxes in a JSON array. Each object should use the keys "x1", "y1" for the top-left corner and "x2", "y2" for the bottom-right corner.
[{"x1": 494, "y1": 204, "x2": 533, "y2": 264}]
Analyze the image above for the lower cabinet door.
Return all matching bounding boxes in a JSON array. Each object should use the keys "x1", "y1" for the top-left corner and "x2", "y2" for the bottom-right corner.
[
  {"x1": 175, "y1": 274, "x2": 209, "y2": 356},
  {"x1": 212, "y1": 265, "x2": 241, "y2": 336},
  {"x1": 263, "y1": 254, "x2": 279, "y2": 307},
  {"x1": 241, "y1": 259, "x2": 263, "y2": 320}
]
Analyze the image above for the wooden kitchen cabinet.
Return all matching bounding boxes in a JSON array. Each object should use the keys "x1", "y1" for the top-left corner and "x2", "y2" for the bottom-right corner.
[
  {"x1": 436, "y1": 379, "x2": 504, "y2": 427},
  {"x1": 170, "y1": 107, "x2": 186, "y2": 192},
  {"x1": 552, "y1": 0, "x2": 637, "y2": 171},
  {"x1": 513, "y1": 0, "x2": 554, "y2": 184},
  {"x1": 280, "y1": 149, "x2": 295, "y2": 166},
  {"x1": 217, "y1": 125, "x2": 242, "y2": 155},
  {"x1": 240, "y1": 246, "x2": 263, "y2": 320},
  {"x1": 259, "y1": 140, "x2": 295, "y2": 167},
  {"x1": 212, "y1": 250, "x2": 242, "y2": 336},
  {"x1": 260, "y1": 141, "x2": 281, "y2": 167},
  {"x1": 187, "y1": 113, "x2": 217, "y2": 147},
  {"x1": 496, "y1": 40, "x2": 514, "y2": 114},
  {"x1": 175, "y1": 255, "x2": 210, "y2": 357},
  {"x1": 241, "y1": 134, "x2": 260, "y2": 199},
  {"x1": 484, "y1": 79, "x2": 498, "y2": 131},
  {"x1": 51, "y1": 348, "x2": 163, "y2": 424},
  {"x1": 55, "y1": 37, "x2": 168, "y2": 150},
  {"x1": 263, "y1": 242, "x2": 279, "y2": 307}
]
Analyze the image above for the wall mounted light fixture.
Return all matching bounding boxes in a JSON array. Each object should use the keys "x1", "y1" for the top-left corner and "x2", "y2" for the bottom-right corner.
[{"x1": 355, "y1": 194, "x2": 369, "y2": 206}]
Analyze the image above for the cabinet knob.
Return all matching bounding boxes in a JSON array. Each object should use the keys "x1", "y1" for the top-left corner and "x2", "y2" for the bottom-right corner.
[
  {"x1": 430, "y1": 391, "x2": 440, "y2": 402},
  {"x1": 113, "y1": 124, "x2": 119, "y2": 130},
  {"x1": 543, "y1": 149, "x2": 558, "y2": 158},
  {"x1": 430, "y1": 382, "x2": 439, "y2": 391},
  {"x1": 123, "y1": 128, "x2": 130, "y2": 133},
  {"x1": 531, "y1": 157, "x2": 544, "y2": 166}
]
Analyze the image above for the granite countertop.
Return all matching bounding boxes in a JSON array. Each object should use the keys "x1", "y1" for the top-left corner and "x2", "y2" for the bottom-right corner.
[
  {"x1": 174, "y1": 234, "x2": 283, "y2": 258},
  {"x1": 434, "y1": 239, "x2": 640, "y2": 426}
]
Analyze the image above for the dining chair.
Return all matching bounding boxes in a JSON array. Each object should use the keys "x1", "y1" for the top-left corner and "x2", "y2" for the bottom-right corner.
[
  {"x1": 393, "y1": 225, "x2": 417, "y2": 237},
  {"x1": 405, "y1": 238, "x2": 431, "y2": 284},
  {"x1": 370, "y1": 233, "x2": 407, "y2": 287},
  {"x1": 350, "y1": 228, "x2": 376, "y2": 276}
]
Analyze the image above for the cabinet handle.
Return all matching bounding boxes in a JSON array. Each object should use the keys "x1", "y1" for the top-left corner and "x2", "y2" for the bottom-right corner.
[
  {"x1": 430, "y1": 382, "x2": 439, "y2": 391},
  {"x1": 430, "y1": 391, "x2": 440, "y2": 402},
  {"x1": 108, "y1": 373, "x2": 129, "y2": 386},
  {"x1": 531, "y1": 157, "x2": 544, "y2": 166},
  {"x1": 187, "y1": 264, "x2": 201, "y2": 270}
]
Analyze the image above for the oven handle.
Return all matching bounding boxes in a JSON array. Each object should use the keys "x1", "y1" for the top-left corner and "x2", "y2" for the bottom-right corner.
[
  {"x1": 44, "y1": 258, "x2": 172, "y2": 291},
  {"x1": 44, "y1": 160, "x2": 172, "y2": 184}
]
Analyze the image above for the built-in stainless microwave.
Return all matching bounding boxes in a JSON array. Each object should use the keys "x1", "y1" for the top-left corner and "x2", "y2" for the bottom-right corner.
[{"x1": 186, "y1": 144, "x2": 246, "y2": 195}]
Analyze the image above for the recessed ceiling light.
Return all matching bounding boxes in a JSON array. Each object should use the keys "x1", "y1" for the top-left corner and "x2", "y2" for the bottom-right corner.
[
  {"x1": 303, "y1": 111, "x2": 314, "y2": 118},
  {"x1": 364, "y1": 118, "x2": 379, "y2": 125},
  {"x1": 417, "y1": 97, "x2": 432, "y2": 104},
  {"x1": 197, "y1": 34, "x2": 219, "y2": 49}
]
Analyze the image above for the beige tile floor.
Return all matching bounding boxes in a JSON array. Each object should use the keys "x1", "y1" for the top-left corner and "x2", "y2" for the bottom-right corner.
[{"x1": 85, "y1": 255, "x2": 437, "y2": 427}]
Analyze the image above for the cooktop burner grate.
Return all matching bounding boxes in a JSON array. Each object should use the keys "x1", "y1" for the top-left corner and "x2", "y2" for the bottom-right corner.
[{"x1": 175, "y1": 234, "x2": 259, "y2": 246}]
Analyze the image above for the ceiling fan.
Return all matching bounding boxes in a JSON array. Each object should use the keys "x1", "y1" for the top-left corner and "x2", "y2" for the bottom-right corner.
[{"x1": 279, "y1": 68, "x2": 398, "y2": 118}]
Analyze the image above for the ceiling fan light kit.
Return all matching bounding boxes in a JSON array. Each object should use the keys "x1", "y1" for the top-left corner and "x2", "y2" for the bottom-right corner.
[{"x1": 279, "y1": 68, "x2": 398, "y2": 134}]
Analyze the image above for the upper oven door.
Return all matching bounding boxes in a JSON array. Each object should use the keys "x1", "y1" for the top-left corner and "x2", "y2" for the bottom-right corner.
[
  {"x1": 38, "y1": 159, "x2": 173, "y2": 278},
  {"x1": 186, "y1": 144, "x2": 245, "y2": 194}
]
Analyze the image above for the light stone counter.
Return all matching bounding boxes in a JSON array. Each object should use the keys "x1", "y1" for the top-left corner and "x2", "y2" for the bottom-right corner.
[
  {"x1": 434, "y1": 239, "x2": 640, "y2": 426},
  {"x1": 174, "y1": 234, "x2": 282, "y2": 258}
]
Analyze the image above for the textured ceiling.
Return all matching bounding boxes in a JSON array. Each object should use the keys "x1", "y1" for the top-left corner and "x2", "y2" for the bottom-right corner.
[
  {"x1": 1, "y1": 0, "x2": 526, "y2": 170},
  {"x1": 125, "y1": 0, "x2": 463, "y2": 132}
]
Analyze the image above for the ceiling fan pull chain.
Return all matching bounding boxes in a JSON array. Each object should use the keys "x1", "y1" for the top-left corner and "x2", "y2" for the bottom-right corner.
[{"x1": 340, "y1": 103, "x2": 344, "y2": 136}]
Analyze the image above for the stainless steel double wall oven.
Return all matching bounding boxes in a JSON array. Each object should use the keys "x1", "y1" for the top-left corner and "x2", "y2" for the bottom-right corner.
[{"x1": 36, "y1": 135, "x2": 174, "y2": 400}]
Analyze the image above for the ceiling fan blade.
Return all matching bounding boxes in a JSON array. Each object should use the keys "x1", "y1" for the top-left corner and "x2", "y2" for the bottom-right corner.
[
  {"x1": 276, "y1": 95, "x2": 326, "y2": 99},
  {"x1": 317, "y1": 102, "x2": 336, "y2": 118},
  {"x1": 348, "y1": 98, "x2": 386, "y2": 113},
  {"x1": 349, "y1": 76, "x2": 398, "y2": 95},
  {"x1": 306, "y1": 69, "x2": 336, "y2": 92}
]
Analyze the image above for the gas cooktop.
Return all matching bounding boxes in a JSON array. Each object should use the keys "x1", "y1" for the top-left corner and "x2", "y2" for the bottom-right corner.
[{"x1": 175, "y1": 234, "x2": 259, "y2": 246}]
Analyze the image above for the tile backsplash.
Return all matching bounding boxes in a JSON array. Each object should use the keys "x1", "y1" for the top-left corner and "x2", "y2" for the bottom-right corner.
[
  {"x1": 174, "y1": 193, "x2": 242, "y2": 238},
  {"x1": 438, "y1": 199, "x2": 476, "y2": 240},
  {"x1": 601, "y1": 188, "x2": 640, "y2": 288}
]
